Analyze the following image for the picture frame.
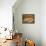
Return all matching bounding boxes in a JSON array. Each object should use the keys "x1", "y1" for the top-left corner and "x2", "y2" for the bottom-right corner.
[{"x1": 22, "y1": 14, "x2": 35, "y2": 24}]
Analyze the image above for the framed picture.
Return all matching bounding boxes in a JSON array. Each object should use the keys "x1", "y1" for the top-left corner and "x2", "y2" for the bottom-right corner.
[{"x1": 22, "y1": 14, "x2": 35, "y2": 24}]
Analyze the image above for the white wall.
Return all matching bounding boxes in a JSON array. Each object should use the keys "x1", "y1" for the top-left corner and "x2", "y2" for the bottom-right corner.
[
  {"x1": 13, "y1": 0, "x2": 41, "y2": 46},
  {"x1": 41, "y1": 0, "x2": 46, "y2": 46},
  {"x1": 0, "y1": 0, "x2": 16, "y2": 29}
]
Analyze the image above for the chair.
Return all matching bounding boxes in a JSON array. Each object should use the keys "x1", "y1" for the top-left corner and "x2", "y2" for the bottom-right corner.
[{"x1": 13, "y1": 33, "x2": 23, "y2": 46}]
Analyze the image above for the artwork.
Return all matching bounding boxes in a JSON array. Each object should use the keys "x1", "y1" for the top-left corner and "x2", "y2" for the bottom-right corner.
[{"x1": 22, "y1": 14, "x2": 35, "y2": 24}]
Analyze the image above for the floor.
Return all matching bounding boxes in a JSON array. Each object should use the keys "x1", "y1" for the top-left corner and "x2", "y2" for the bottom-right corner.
[
  {"x1": 0, "y1": 39, "x2": 16, "y2": 46},
  {"x1": 0, "y1": 39, "x2": 24, "y2": 46}
]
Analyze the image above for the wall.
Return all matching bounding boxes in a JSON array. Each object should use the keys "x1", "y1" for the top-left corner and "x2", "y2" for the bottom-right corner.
[
  {"x1": 0, "y1": 0, "x2": 16, "y2": 30},
  {"x1": 13, "y1": 0, "x2": 41, "y2": 46},
  {"x1": 41, "y1": 0, "x2": 46, "y2": 46}
]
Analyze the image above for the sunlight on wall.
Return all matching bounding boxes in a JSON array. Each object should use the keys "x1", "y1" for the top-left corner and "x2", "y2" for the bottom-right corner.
[
  {"x1": 0, "y1": 0, "x2": 16, "y2": 30},
  {"x1": 0, "y1": 8, "x2": 12, "y2": 29}
]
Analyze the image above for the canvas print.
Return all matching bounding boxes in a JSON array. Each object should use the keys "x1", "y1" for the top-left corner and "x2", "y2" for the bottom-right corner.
[{"x1": 22, "y1": 14, "x2": 35, "y2": 24}]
